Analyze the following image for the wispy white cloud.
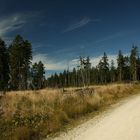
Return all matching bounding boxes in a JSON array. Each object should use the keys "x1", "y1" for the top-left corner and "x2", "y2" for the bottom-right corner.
[
  {"x1": 32, "y1": 53, "x2": 67, "y2": 71},
  {"x1": 91, "y1": 53, "x2": 130, "y2": 67},
  {"x1": 62, "y1": 17, "x2": 100, "y2": 33},
  {"x1": 90, "y1": 54, "x2": 118, "y2": 67},
  {"x1": 71, "y1": 53, "x2": 129, "y2": 69},
  {"x1": 0, "y1": 12, "x2": 42, "y2": 37},
  {"x1": 33, "y1": 53, "x2": 130, "y2": 77},
  {"x1": 96, "y1": 30, "x2": 136, "y2": 43},
  {"x1": 0, "y1": 14, "x2": 26, "y2": 37},
  {"x1": 33, "y1": 53, "x2": 118, "y2": 72}
]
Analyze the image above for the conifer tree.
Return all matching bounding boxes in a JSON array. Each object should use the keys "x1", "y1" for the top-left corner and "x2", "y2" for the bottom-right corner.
[
  {"x1": 9, "y1": 35, "x2": 32, "y2": 90},
  {"x1": 110, "y1": 60, "x2": 116, "y2": 82},
  {"x1": 117, "y1": 50, "x2": 125, "y2": 82},
  {"x1": 0, "y1": 38, "x2": 9, "y2": 91},
  {"x1": 130, "y1": 46, "x2": 138, "y2": 81},
  {"x1": 98, "y1": 52, "x2": 109, "y2": 83},
  {"x1": 123, "y1": 56, "x2": 131, "y2": 81},
  {"x1": 32, "y1": 61, "x2": 45, "y2": 89},
  {"x1": 137, "y1": 57, "x2": 140, "y2": 81}
]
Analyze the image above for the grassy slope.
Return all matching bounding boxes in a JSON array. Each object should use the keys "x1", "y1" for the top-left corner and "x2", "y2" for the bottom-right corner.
[{"x1": 0, "y1": 84, "x2": 139, "y2": 140}]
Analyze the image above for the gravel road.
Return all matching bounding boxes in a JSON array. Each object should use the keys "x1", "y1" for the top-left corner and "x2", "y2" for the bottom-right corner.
[{"x1": 51, "y1": 94, "x2": 140, "y2": 140}]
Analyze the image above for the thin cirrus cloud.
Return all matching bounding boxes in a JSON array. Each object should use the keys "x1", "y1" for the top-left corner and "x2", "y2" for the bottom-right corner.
[
  {"x1": 0, "y1": 12, "x2": 42, "y2": 37},
  {"x1": 33, "y1": 52, "x2": 128, "y2": 73},
  {"x1": 62, "y1": 17, "x2": 100, "y2": 33},
  {"x1": 95, "y1": 30, "x2": 137, "y2": 44},
  {"x1": 33, "y1": 53, "x2": 76, "y2": 72},
  {"x1": 71, "y1": 54, "x2": 118, "y2": 68},
  {"x1": 32, "y1": 53, "x2": 67, "y2": 71},
  {"x1": 0, "y1": 14, "x2": 26, "y2": 37}
]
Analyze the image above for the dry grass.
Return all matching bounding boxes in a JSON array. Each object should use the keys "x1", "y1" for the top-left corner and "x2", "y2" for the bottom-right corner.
[{"x1": 0, "y1": 84, "x2": 137, "y2": 140}]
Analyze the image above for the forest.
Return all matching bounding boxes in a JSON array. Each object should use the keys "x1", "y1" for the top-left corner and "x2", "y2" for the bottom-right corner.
[
  {"x1": 0, "y1": 35, "x2": 140, "y2": 91},
  {"x1": 47, "y1": 46, "x2": 140, "y2": 87},
  {"x1": 0, "y1": 35, "x2": 45, "y2": 91}
]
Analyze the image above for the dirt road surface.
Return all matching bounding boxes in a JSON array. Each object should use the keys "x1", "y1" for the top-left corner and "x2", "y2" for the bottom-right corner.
[{"x1": 51, "y1": 94, "x2": 140, "y2": 140}]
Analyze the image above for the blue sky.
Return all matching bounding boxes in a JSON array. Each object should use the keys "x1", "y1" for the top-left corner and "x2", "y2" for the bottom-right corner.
[{"x1": 0, "y1": 0, "x2": 140, "y2": 77}]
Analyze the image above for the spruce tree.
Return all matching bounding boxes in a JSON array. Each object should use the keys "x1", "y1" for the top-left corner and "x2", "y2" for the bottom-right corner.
[
  {"x1": 98, "y1": 52, "x2": 109, "y2": 83},
  {"x1": 130, "y1": 46, "x2": 138, "y2": 81},
  {"x1": 137, "y1": 57, "x2": 140, "y2": 80},
  {"x1": 0, "y1": 38, "x2": 9, "y2": 91},
  {"x1": 9, "y1": 35, "x2": 32, "y2": 90},
  {"x1": 123, "y1": 56, "x2": 131, "y2": 81},
  {"x1": 110, "y1": 60, "x2": 116, "y2": 82},
  {"x1": 32, "y1": 61, "x2": 45, "y2": 89},
  {"x1": 117, "y1": 50, "x2": 125, "y2": 82}
]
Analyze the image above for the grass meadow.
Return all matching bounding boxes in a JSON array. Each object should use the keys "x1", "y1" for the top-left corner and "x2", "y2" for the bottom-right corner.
[{"x1": 0, "y1": 84, "x2": 139, "y2": 140}]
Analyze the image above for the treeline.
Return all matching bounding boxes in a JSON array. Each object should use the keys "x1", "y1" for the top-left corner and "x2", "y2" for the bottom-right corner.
[
  {"x1": 0, "y1": 35, "x2": 45, "y2": 91},
  {"x1": 47, "y1": 46, "x2": 140, "y2": 87}
]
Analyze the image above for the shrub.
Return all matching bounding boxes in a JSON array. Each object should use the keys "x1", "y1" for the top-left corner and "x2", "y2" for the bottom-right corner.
[{"x1": 14, "y1": 127, "x2": 39, "y2": 140}]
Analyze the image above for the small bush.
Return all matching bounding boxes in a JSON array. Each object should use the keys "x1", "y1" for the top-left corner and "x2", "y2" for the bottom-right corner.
[{"x1": 14, "y1": 127, "x2": 39, "y2": 140}]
